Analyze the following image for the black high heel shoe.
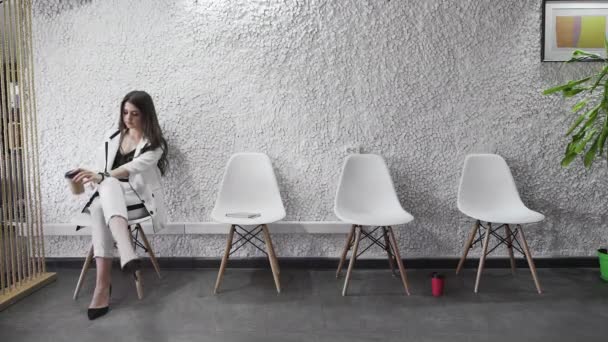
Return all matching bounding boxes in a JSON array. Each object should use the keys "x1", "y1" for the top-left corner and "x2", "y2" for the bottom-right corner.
[
  {"x1": 87, "y1": 285, "x2": 112, "y2": 321},
  {"x1": 122, "y1": 258, "x2": 142, "y2": 273}
]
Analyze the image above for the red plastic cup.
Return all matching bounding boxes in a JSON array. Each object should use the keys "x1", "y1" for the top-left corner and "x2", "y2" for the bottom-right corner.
[{"x1": 431, "y1": 273, "x2": 445, "y2": 297}]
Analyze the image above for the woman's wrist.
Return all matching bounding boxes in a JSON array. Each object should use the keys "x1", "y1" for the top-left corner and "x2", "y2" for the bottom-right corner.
[
  {"x1": 96, "y1": 171, "x2": 111, "y2": 184},
  {"x1": 96, "y1": 172, "x2": 105, "y2": 184}
]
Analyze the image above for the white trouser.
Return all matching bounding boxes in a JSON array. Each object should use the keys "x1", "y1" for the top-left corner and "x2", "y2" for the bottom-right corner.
[{"x1": 89, "y1": 177, "x2": 147, "y2": 266}]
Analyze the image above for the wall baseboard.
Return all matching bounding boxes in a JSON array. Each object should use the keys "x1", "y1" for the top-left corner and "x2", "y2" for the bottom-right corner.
[
  {"x1": 45, "y1": 256, "x2": 599, "y2": 270},
  {"x1": 44, "y1": 221, "x2": 352, "y2": 236}
]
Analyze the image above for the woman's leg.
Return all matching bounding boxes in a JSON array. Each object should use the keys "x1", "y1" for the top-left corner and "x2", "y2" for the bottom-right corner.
[
  {"x1": 97, "y1": 178, "x2": 138, "y2": 268},
  {"x1": 89, "y1": 258, "x2": 112, "y2": 309},
  {"x1": 89, "y1": 200, "x2": 113, "y2": 309},
  {"x1": 108, "y1": 215, "x2": 138, "y2": 267}
]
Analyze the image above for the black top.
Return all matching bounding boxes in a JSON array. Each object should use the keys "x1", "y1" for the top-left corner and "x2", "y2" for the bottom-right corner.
[{"x1": 112, "y1": 149, "x2": 135, "y2": 170}]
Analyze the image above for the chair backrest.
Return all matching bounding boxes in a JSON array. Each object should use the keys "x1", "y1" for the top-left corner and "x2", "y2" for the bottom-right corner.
[
  {"x1": 457, "y1": 154, "x2": 524, "y2": 213},
  {"x1": 212, "y1": 152, "x2": 285, "y2": 215},
  {"x1": 334, "y1": 154, "x2": 403, "y2": 214}
]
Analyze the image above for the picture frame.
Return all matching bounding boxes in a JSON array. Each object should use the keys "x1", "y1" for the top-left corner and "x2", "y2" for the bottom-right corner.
[{"x1": 542, "y1": 0, "x2": 608, "y2": 61}]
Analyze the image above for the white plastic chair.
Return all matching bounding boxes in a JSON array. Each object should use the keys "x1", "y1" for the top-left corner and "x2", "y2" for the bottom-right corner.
[
  {"x1": 73, "y1": 208, "x2": 161, "y2": 301},
  {"x1": 334, "y1": 154, "x2": 414, "y2": 296},
  {"x1": 456, "y1": 154, "x2": 543, "y2": 294},
  {"x1": 212, "y1": 153, "x2": 285, "y2": 294}
]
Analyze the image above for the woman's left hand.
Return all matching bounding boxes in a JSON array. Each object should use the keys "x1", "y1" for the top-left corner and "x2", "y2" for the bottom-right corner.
[{"x1": 72, "y1": 169, "x2": 102, "y2": 185}]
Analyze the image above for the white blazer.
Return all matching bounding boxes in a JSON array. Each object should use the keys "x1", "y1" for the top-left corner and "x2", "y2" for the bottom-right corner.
[{"x1": 73, "y1": 129, "x2": 168, "y2": 232}]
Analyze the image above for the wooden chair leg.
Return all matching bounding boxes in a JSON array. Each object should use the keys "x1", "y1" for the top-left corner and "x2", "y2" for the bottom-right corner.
[
  {"x1": 73, "y1": 244, "x2": 94, "y2": 300},
  {"x1": 134, "y1": 270, "x2": 144, "y2": 300},
  {"x1": 214, "y1": 225, "x2": 235, "y2": 294},
  {"x1": 336, "y1": 225, "x2": 356, "y2": 278},
  {"x1": 517, "y1": 225, "x2": 542, "y2": 294},
  {"x1": 387, "y1": 226, "x2": 410, "y2": 296},
  {"x1": 456, "y1": 220, "x2": 480, "y2": 275},
  {"x1": 342, "y1": 226, "x2": 362, "y2": 296},
  {"x1": 505, "y1": 224, "x2": 516, "y2": 275},
  {"x1": 262, "y1": 225, "x2": 281, "y2": 294},
  {"x1": 382, "y1": 227, "x2": 397, "y2": 277},
  {"x1": 262, "y1": 224, "x2": 281, "y2": 275},
  {"x1": 137, "y1": 225, "x2": 162, "y2": 279},
  {"x1": 474, "y1": 222, "x2": 492, "y2": 293}
]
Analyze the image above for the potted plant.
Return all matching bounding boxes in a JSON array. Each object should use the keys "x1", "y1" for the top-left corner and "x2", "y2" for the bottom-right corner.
[
  {"x1": 543, "y1": 38, "x2": 608, "y2": 281},
  {"x1": 543, "y1": 38, "x2": 608, "y2": 168}
]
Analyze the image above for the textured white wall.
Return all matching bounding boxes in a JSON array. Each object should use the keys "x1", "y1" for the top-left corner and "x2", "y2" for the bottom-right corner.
[{"x1": 34, "y1": 0, "x2": 608, "y2": 257}]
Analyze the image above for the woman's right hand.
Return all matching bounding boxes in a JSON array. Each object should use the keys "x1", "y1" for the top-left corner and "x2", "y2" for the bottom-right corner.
[{"x1": 72, "y1": 169, "x2": 103, "y2": 185}]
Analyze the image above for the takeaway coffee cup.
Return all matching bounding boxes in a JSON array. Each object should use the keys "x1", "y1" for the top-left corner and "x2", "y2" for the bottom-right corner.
[
  {"x1": 431, "y1": 272, "x2": 445, "y2": 297},
  {"x1": 65, "y1": 169, "x2": 84, "y2": 195}
]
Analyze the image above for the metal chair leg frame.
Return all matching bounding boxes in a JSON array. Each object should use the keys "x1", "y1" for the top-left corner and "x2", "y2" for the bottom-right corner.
[
  {"x1": 356, "y1": 227, "x2": 387, "y2": 257},
  {"x1": 230, "y1": 225, "x2": 267, "y2": 256}
]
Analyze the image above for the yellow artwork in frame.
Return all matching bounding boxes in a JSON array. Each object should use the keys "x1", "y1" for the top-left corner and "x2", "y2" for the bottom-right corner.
[{"x1": 543, "y1": 1, "x2": 608, "y2": 61}]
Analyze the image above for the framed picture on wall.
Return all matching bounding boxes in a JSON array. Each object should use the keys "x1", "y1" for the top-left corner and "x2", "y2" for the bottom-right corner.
[{"x1": 542, "y1": 0, "x2": 608, "y2": 61}]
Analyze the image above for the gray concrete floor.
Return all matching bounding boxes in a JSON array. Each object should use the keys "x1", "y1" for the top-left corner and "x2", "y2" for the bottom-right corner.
[{"x1": 1, "y1": 267, "x2": 608, "y2": 341}]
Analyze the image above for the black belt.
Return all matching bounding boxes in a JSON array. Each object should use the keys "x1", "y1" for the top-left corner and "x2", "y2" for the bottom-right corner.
[{"x1": 127, "y1": 203, "x2": 146, "y2": 211}]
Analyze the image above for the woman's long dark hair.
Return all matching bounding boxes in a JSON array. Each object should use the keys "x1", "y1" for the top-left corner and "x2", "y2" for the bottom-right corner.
[{"x1": 118, "y1": 90, "x2": 169, "y2": 175}]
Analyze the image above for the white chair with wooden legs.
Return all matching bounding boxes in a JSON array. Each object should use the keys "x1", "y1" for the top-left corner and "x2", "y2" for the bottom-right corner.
[
  {"x1": 212, "y1": 153, "x2": 285, "y2": 294},
  {"x1": 334, "y1": 154, "x2": 414, "y2": 296},
  {"x1": 455, "y1": 154, "x2": 543, "y2": 294},
  {"x1": 73, "y1": 212, "x2": 161, "y2": 301}
]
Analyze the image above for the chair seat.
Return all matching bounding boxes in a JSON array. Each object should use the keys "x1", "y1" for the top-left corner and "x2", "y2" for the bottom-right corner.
[
  {"x1": 459, "y1": 206, "x2": 544, "y2": 224},
  {"x1": 211, "y1": 210, "x2": 285, "y2": 225},
  {"x1": 335, "y1": 208, "x2": 414, "y2": 226}
]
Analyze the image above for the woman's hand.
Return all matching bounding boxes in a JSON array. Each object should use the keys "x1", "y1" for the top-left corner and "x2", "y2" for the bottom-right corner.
[{"x1": 72, "y1": 169, "x2": 103, "y2": 185}]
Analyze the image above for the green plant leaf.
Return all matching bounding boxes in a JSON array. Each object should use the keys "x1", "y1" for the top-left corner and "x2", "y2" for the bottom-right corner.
[
  {"x1": 566, "y1": 54, "x2": 605, "y2": 63},
  {"x1": 597, "y1": 114, "x2": 608, "y2": 155},
  {"x1": 561, "y1": 151, "x2": 578, "y2": 167},
  {"x1": 572, "y1": 123, "x2": 588, "y2": 141},
  {"x1": 553, "y1": 48, "x2": 608, "y2": 168},
  {"x1": 563, "y1": 87, "x2": 588, "y2": 97},
  {"x1": 573, "y1": 128, "x2": 597, "y2": 154},
  {"x1": 584, "y1": 135, "x2": 600, "y2": 167},
  {"x1": 572, "y1": 99, "x2": 588, "y2": 113},
  {"x1": 566, "y1": 128, "x2": 586, "y2": 154},
  {"x1": 566, "y1": 56, "x2": 586, "y2": 63},
  {"x1": 566, "y1": 104, "x2": 600, "y2": 136},
  {"x1": 543, "y1": 77, "x2": 592, "y2": 95},
  {"x1": 582, "y1": 106, "x2": 600, "y2": 129},
  {"x1": 566, "y1": 113, "x2": 589, "y2": 136},
  {"x1": 572, "y1": 49, "x2": 602, "y2": 59},
  {"x1": 590, "y1": 66, "x2": 608, "y2": 93}
]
